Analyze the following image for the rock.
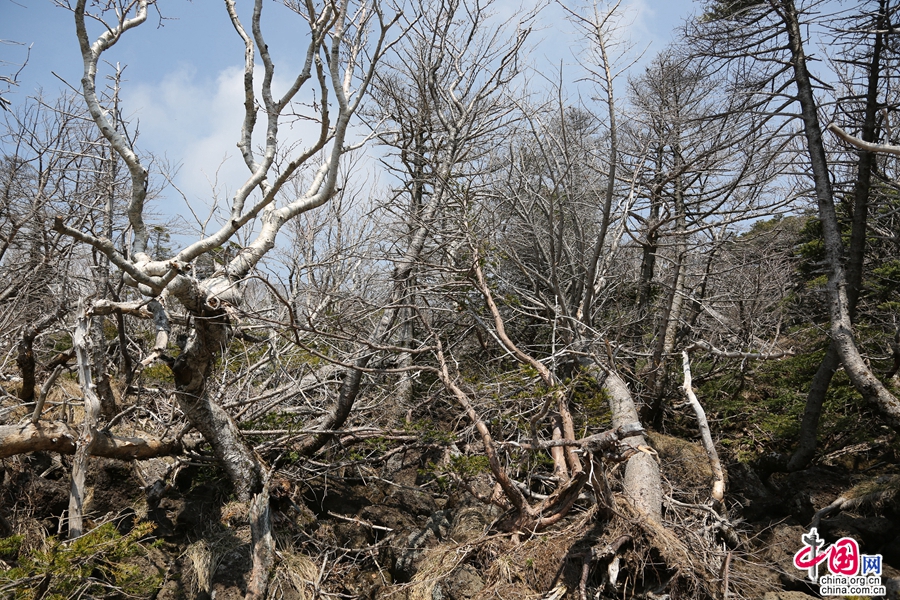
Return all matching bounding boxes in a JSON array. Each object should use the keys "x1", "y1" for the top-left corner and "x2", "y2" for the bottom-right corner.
[
  {"x1": 392, "y1": 511, "x2": 451, "y2": 582},
  {"x1": 361, "y1": 505, "x2": 417, "y2": 532},
  {"x1": 393, "y1": 527, "x2": 436, "y2": 582},
  {"x1": 333, "y1": 521, "x2": 375, "y2": 549},
  {"x1": 756, "y1": 524, "x2": 817, "y2": 593},
  {"x1": 762, "y1": 592, "x2": 818, "y2": 600},
  {"x1": 437, "y1": 564, "x2": 484, "y2": 600},
  {"x1": 882, "y1": 564, "x2": 900, "y2": 600},
  {"x1": 384, "y1": 449, "x2": 423, "y2": 487},
  {"x1": 886, "y1": 575, "x2": 900, "y2": 600},
  {"x1": 772, "y1": 466, "x2": 850, "y2": 514},
  {"x1": 446, "y1": 476, "x2": 495, "y2": 510},
  {"x1": 155, "y1": 578, "x2": 184, "y2": 600},
  {"x1": 727, "y1": 461, "x2": 784, "y2": 522},
  {"x1": 884, "y1": 534, "x2": 900, "y2": 568},
  {"x1": 384, "y1": 487, "x2": 438, "y2": 519},
  {"x1": 305, "y1": 479, "x2": 385, "y2": 516},
  {"x1": 425, "y1": 510, "x2": 451, "y2": 539},
  {"x1": 787, "y1": 492, "x2": 815, "y2": 525},
  {"x1": 349, "y1": 569, "x2": 392, "y2": 599},
  {"x1": 818, "y1": 514, "x2": 897, "y2": 551}
]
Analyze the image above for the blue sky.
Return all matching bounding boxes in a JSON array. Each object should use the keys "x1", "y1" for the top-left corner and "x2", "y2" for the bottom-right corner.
[
  {"x1": 2, "y1": 1, "x2": 701, "y2": 96},
  {"x1": 1, "y1": 0, "x2": 700, "y2": 226}
]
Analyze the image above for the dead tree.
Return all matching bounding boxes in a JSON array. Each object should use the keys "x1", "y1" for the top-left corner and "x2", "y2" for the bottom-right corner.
[
  {"x1": 691, "y1": 0, "x2": 900, "y2": 437},
  {"x1": 293, "y1": 0, "x2": 534, "y2": 455},
  {"x1": 0, "y1": 1, "x2": 400, "y2": 595},
  {"x1": 790, "y1": 0, "x2": 900, "y2": 469}
]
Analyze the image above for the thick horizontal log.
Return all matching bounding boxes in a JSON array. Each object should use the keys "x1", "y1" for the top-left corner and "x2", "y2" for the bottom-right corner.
[{"x1": 0, "y1": 420, "x2": 184, "y2": 460}]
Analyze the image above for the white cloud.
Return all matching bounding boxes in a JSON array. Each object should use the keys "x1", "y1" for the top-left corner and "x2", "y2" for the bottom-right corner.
[
  {"x1": 123, "y1": 63, "x2": 328, "y2": 236},
  {"x1": 620, "y1": 0, "x2": 657, "y2": 44},
  {"x1": 125, "y1": 65, "x2": 245, "y2": 221}
]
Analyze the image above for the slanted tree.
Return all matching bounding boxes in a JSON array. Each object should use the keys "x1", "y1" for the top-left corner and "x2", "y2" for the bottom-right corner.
[
  {"x1": 690, "y1": 0, "x2": 900, "y2": 445},
  {"x1": 790, "y1": 0, "x2": 900, "y2": 469}
]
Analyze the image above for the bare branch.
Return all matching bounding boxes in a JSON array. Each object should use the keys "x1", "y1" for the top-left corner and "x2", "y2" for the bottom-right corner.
[{"x1": 828, "y1": 122, "x2": 900, "y2": 156}]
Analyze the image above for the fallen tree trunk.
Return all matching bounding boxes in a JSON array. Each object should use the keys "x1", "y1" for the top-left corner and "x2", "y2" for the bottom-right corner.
[
  {"x1": 604, "y1": 371, "x2": 662, "y2": 522},
  {"x1": 0, "y1": 420, "x2": 187, "y2": 460}
]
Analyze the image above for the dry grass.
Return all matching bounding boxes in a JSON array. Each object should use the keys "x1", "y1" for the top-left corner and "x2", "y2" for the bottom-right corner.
[
  {"x1": 648, "y1": 431, "x2": 716, "y2": 502},
  {"x1": 268, "y1": 550, "x2": 320, "y2": 600},
  {"x1": 406, "y1": 540, "x2": 475, "y2": 600},
  {"x1": 843, "y1": 473, "x2": 900, "y2": 509},
  {"x1": 184, "y1": 529, "x2": 240, "y2": 599}
]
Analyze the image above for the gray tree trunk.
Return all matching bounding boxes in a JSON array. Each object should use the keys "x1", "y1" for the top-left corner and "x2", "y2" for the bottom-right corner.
[
  {"x1": 789, "y1": 0, "x2": 887, "y2": 469},
  {"x1": 605, "y1": 371, "x2": 661, "y2": 521},
  {"x1": 171, "y1": 308, "x2": 263, "y2": 501},
  {"x1": 69, "y1": 304, "x2": 101, "y2": 538},
  {"x1": 781, "y1": 0, "x2": 900, "y2": 427}
]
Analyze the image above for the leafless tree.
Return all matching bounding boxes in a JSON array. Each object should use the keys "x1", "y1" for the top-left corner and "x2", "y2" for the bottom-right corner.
[
  {"x1": 286, "y1": 0, "x2": 535, "y2": 458},
  {"x1": 689, "y1": 0, "x2": 900, "y2": 457},
  {"x1": 789, "y1": 0, "x2": 900, "y2": 468},
  {"x1": 1, "y1": 90, "x2": 136, "y2": 411},
  {"x1": 622, "y1": 47, "x2": 791, "y2": 426},
  {"x1": 1, "y1": 2, "x2": 400, "y2": 596}
]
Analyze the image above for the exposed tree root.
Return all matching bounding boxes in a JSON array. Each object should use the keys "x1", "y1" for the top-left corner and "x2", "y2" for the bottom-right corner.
[{"x1": 603, "y1": 370, "x2": 662, "y2": 522}]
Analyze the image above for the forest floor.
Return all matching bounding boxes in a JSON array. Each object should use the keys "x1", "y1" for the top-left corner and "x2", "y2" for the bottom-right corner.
[
  {"x1": 2, "y1": 348, "x2": 900, "y2": 600},
  {"x1": 2, "y1": 405, "x2": 899, "y2": 600}
]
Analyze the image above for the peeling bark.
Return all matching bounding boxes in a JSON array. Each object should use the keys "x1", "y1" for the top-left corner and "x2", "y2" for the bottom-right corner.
[
  {"x1": 171, "y1": 308, "x2": 262, "y2": 501},
  {"x1": 245, "y1": 479, "x2": 274, "y2": 600},
  {"x1": 69, "y1": 305, "x2": 101, "y2": 538},
  {"x1": 90, "y1": 317, "x2": 117, "y2": 420}
]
